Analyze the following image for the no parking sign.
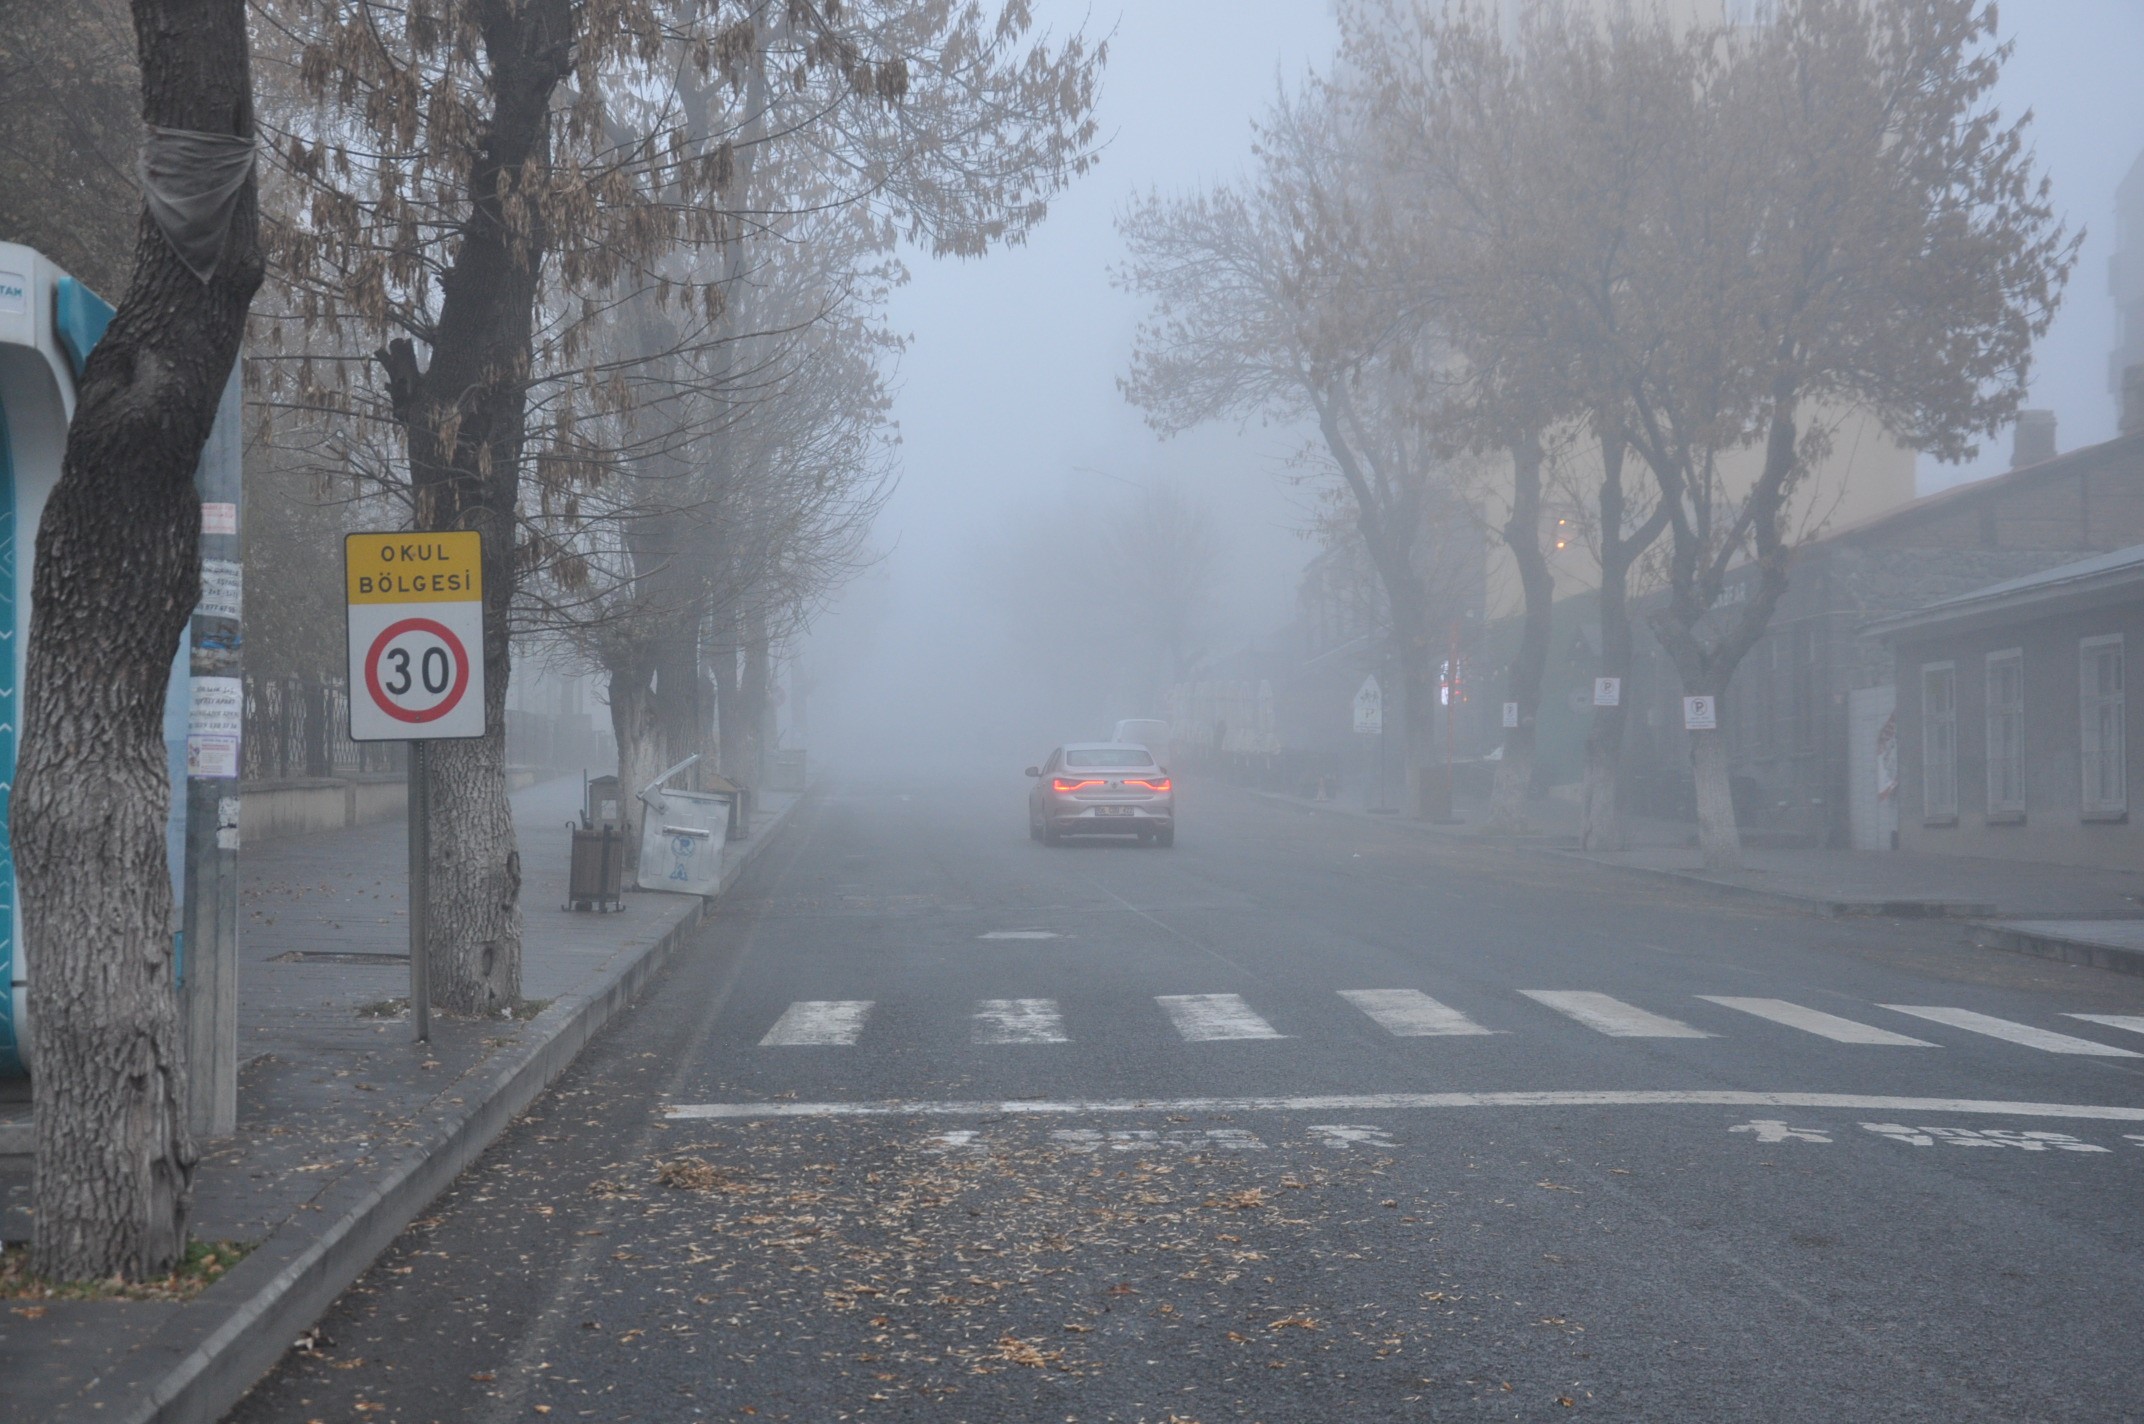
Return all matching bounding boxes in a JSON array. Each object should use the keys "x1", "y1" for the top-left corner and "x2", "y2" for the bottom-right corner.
[{"x1": 345, "y1": 531, "x2": 487, "y2": 741}]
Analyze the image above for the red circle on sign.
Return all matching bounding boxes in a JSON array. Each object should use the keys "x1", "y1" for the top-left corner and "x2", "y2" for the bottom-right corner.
[{"x1": 364, "y1": 617, "x2": 473, "y2": 724}]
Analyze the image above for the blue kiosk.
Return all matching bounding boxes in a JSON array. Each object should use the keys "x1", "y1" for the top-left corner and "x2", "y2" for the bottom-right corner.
[{"x1": 0, "y1": 243, "x2": 201, "y2": 1078}]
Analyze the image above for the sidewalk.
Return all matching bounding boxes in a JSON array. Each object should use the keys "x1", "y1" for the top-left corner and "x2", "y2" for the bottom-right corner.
[
  {"x1": 0, "y1": 774, "x2": 798, "y2": 1424},
  {"x1": 1250, "y1": 786, "x2": 2144, "y2": 974}
]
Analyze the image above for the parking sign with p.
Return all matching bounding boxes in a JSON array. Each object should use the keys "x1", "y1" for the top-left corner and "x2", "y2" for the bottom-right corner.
[{"x1": 346, "y1": 531, "x2": 487, "y2": 741}]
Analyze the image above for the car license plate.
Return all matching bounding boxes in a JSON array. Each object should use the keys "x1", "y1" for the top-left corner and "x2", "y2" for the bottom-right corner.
[{"x1": 1096, "y1": 806, "x2": 1133, "y2": 817}]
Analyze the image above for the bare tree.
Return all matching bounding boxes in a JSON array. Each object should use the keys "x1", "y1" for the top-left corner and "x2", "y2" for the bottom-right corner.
[
  {"x1": 1343, "y1": 1, "x2": 1688, "y2": 847},
  {"x1": 1118, "y1": 86, "x2": 1476, "y2": 818},
  {"x1": 1600, "y1": 0, "x2": 2074, "y2": 869},
  {"x1": 254, "y1": 0, "x2": 1101, "y2": 1010},
  {"x1": 1101, "y1": 484, "x2": 1224, "y2": 710},
  {"x1": 21, "y1": 0, "x2": 264, "y2": 1281}
]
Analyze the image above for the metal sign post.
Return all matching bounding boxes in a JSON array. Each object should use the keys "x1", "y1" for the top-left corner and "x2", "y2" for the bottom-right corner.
[{"x1": 345, "y1": 530, "x2": 487, "y2": 1042}]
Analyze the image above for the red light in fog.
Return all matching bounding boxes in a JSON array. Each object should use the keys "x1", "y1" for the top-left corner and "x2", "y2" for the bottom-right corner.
[
  {"x1": 1052, "y1": 778, "x2": 1103, "y2": 792},
  {"x1": 1126, "y1": 778, "x2": 1171, "y2": 792}
]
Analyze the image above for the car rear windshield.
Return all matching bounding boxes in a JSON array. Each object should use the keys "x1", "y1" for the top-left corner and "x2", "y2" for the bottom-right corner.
[{"x1": 1064, "y1": 747, "x2": 1154, "y2": 768}]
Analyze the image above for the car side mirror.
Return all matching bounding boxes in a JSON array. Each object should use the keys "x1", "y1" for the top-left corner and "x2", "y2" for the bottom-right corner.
[{"x1": 1024, "y1": 766, "x2": 1041, "y2": 777}]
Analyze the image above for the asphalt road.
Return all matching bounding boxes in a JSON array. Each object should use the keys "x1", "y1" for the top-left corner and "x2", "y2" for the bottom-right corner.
[{"x1": 227, "y1": 776, "x2": 2144, "y2": 1422}]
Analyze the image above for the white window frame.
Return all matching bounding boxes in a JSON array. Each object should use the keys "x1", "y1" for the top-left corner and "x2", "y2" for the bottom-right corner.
[
  {"x1": 1984, "y1": 648, "x2": 2025, "y2": 819},
  {"x1": 1921, "y1": 661, "x2": 1957, "y2": 821},
  {"x1": 2081, "y1": 634, "x2": 2126, "y2": 818}
]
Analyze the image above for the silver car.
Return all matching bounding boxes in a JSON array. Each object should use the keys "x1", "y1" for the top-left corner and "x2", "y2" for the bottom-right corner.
[{"x1": 1026, "y1": 742, "x2": 1176, "y2": 846}]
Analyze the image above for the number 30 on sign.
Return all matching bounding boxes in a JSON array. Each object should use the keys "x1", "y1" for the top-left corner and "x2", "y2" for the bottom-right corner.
[{"x1": 345, "y1": 531, "x2": 488, "y2": 741}]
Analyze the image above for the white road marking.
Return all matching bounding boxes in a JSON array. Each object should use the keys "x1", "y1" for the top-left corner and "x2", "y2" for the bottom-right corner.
[
  {"x1": 974, "y1": 998, "x2": 1068, "y2": 1044},
  {"x1": 1520, "y1": 991, "x2": 1713, "y2": 1038},
  {"x1": 979, "y1": 930, "x2": 1062, "y2": 940},
  {"x1": 1862, "y1": 1123, "x2": 2111, "y2": 1152},
  {"x1": 1728, "y1": 1119, "x2": 1832, "y2": 1143},
  {"x1": 664, "y1": 1091, "x2": 2144, "y2": 1122},
  {"x1": 1047, "y1": 1128, "x2": 1268, "y2": 1153},
  {"x1": 1307, "y1": 1124, "x2": 1398, "y2": 1149},
  {"x1": 1698, "y1": 996, "x2": 1936, "y2": 1046},
  {"x1": 2066, "y1": 1014, "x2": 2144, "y2": 1036},
  {"x1": 1882, "y1": 1006, "x2": 2142, "y2": 1057},
  {"x1": 1339, "y1": 989, "x2": 1497, "y2": 1037},
  {"x1": 1156, "y1": 993, "x2": 1286, "y2": 1041},
  {"x1": 757, "y1": 999, "x2": 873, "y2": 1047}
]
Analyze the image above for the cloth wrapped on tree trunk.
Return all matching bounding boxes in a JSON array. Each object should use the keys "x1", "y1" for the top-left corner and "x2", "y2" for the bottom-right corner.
[{"x1": 137, "y1": 126, "x2": 255, "y2": 283}]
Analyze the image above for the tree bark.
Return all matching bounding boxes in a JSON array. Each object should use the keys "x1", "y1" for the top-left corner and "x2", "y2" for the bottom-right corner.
[
  {"x1": 740, "y1": 614, "x2": 771, "y2": 789},
  {"x1": 604, "y1": 657, "x2": 660, "y2": 849},
  {"x1": 1580, "y1": 438, "x2": 1668, "y2": 853},
  {"x1": 22, "y1": 0, "x2": 263, "y2": 1280},
  {"x1": 1487, "y1": 434, "x2": 1553, "y2": 833},
  {"x1": 1393, "y1": 610, "x2": 1448, "y2": 822},
  {"x1": 1689, "y1": 716, "x2": 1741, "y2": 872},
  {"x1": 710, "y1": 623, "x2": 744, "y2": 782},
  {"x1": 372, "y1": 0, "x2": 572, "y2": 1015},
  {"x1": 1580, "y1": 555, "x2": 1635, "y2": 852}
]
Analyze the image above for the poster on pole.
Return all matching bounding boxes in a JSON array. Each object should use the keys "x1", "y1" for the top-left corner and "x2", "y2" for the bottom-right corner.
[
  {"x1": 346, "y1": 531, "x2": 488, "y2": 741},
  {"x1": 1682, "y1": 695, "x2": 1718, "y2": 732}
]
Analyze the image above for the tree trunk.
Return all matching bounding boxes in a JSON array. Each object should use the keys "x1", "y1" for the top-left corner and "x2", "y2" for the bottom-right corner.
[
  {"x1": 1580, "y1": 560, "x2": 1635, "y2": 852},
  {"x1": 1690, "y1": 718, "x2": 1741, "y2": 872},
  {"x1": 372, "y1": 0, "x2": 572, "y2": 1015},
  {"x1": 1394, "y1": 618, "x2": 1448, "y2": 821},
  {"x1": 740, "y1": 613, "x2": 771, "y2": 789},
  {"x1": 1487, "y1": 434, "x2": 1553, "y2": 833},
  {"x1": 710, "y1": 630, "x2": 744, "y2": 782},
  {"x1": 1582, "y1": 438, "x2": 1641, "y2": 853},
  {"x1": 22, "y1": 0, "x2": 264, "y2": 1280},
  {"x1": 605, "y1": 659, "x2": 660, "y2": 849}
]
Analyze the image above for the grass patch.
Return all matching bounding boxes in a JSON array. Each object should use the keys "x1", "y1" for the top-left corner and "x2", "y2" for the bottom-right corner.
[
  {"x1": 505, "y1": 998, "x2": 553, "y2": 1021},
  {"x1": 1, "y1": 1237, "x2": 252, "y2": 1303},
  {"x1": 356, "y1": 998, "x2": 407, "y2": 1019}
]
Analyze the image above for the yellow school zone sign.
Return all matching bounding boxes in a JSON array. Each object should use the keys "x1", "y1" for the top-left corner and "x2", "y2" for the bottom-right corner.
[{"x1": 344, "y1": 531, "x2": 488, "y2": 741}]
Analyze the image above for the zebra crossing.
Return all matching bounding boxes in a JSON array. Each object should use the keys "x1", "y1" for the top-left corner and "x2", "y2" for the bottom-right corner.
[{"x1": 752, "y1": 988, "x2": 2144, "y2": 1058}]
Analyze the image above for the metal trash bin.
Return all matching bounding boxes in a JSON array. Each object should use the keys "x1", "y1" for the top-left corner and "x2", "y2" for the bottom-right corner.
[
  {"x1": 585, "y1": 773, "x2": 622, "y2": 828},
  {"x1": 565, "y1": 823, "x2": 625, "y2": 912},
  {"x1": 635, "y1": 754, "x2": 739, "y2": 895}
]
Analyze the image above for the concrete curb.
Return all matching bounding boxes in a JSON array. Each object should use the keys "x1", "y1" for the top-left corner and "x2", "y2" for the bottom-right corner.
[
  {"x1": 74, "y1": 794, "x2": 802, "y2": 1424},
  {"x1": 1968, "y1": 922, "x2": 2144, "y2": 979},
  {"x1": 1244, "y1": 787, "x2": 1997, "y2": 919}
]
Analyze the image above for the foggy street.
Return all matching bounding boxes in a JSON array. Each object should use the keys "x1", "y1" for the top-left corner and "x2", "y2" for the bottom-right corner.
[{"x1": 225, "y1": 778, "x2": 2144, "y2": 1422}]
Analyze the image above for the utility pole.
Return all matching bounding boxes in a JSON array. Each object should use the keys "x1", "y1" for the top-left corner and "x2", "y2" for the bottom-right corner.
[{"x1": 181, "y1": 362, "x2": 244, "y2": 1138}]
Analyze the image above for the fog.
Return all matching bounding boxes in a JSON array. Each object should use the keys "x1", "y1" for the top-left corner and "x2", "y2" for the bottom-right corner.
[{"x1": 803, "y1": 0, "x2": 2144, "y2": 778}]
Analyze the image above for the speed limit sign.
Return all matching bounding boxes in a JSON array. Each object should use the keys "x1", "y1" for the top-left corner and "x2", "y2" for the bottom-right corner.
[{"x1": 345, "y1": 531, "x2": 487, "y2": 740}]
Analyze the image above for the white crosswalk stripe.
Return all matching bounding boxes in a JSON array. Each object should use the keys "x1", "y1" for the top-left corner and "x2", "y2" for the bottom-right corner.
[
  {"x1": 1156, "y1": 993, "x2": 1287, "y2": 1042},
  {"x1": 1520, "y1": 990, "x2": 1713, "y2": 1038},
  {"x1": 1883, "y1": 1006, "x2": 2141, "y2": 1057},
  {"x1": 974, "y1": 998, "x2": 1068, "y2": 1044},
  {"x1": 1697, "y1": 996, "x2": 1936, "y2": 1046},
  {"x1": 2065, "y1": 1014, "x2": 2144, "y2": 1038},
  {"x1": 1339, "y1": 989, "x2": 1497, "y2": 1037},
  {"x1": 759, "y1": 1000, "x2": 873, "y2": 1047}
]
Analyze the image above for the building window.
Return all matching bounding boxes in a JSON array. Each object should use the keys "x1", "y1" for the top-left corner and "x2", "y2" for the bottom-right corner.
[
  {"x1": 2081, "y1": 635, "x2": 2126, "y2": 818},
  {"x1": 1985, "y1": 650, "x2": 2024, "y2": 819},
  {"x1": 1922, "y1": 662, "x2": 1957, "y2": 821}
]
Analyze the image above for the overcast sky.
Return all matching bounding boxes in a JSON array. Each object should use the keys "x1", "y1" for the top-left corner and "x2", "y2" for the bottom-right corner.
[{"x1": 804, "y1": 1, "x2": 2144, "y2": 761}]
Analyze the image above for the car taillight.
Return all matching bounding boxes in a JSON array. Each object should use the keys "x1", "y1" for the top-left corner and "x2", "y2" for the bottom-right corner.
[
  {"x1": 1052, "y1": 778, "x2": 1103, "y2": 792},
  {"x1": 1126, "y1": 778, "x2": 1171, "y2": 792}
]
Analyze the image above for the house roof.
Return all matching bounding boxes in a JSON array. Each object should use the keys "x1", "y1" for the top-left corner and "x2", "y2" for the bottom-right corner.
[
  {"x1": 1824, "y1": 429, "x2": 2144, "y2": 550},
  {"x1": 1865, "y1": 541, "x2": 2144, "y2": 639}
]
